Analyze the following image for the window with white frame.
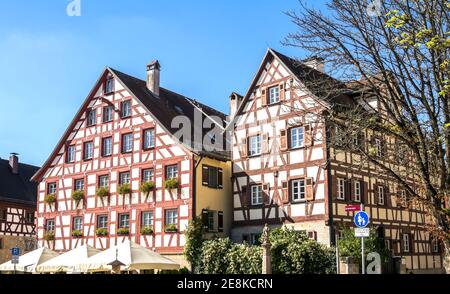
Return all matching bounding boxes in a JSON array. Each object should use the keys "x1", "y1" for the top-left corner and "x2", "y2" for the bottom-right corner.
[
  {"x1": 46, "y1": 219, "x2": 55, "y2": 232},
  {"x1": 337, "y1": 178, "x2": 345, "y2": 200},
  {"x1": 74, "y1": 179, "x2": 84, "y2": 191},
  {"x1": 291, "y1": 179, "x2": 305, "y2": 201},
  {"x1": 251, "y1": 185, "x2": 263, "y2": 205},
  {"x1": 142, "y1": 169, "x2": 154, "y2": 183},
  {"x1": 97, "y1": 215, "x2": 108, "y2": 229},
  {"x1": 87, "y1": 109, "x2": 96, "y2": 126},
  {"x1": 374, "y1": 138, "x2": 382, "y2": 157},
  {"x1": 119, "y1": 214, "x2": 130, "y2": 228},
  {"x1": 142, "y1": 211, "x2": 153, "y2": 227},
  {"x1": 433, "y1": 239, "x2": 439, "y2": 253},
  {"x1": 98, "y1": 175, "x2": 108, "y2": 188},
  {"x1": 378, "y1": 185, "x2": 385, "y2": 205},
  {"x1": 165, "y1": 209, "x2": 178, "y2": 226},
  {"x1": 268, "y1": 86, "x2": 280, "y2": 104},
  {"x1": 121, "y1": 100, "x2": 131, "y2": 117},
  {"x1": 402, "y1": 233, "x2": 410, "y2": 252},
  {"x1": 102, "y1": 137, "x2": 112, "y2": 157},
  {"x1": 67, "y1": 145, "x2": 75, "y2": 163},
  {"x1": 84, "y1": 141, "x2": 93, "y2": 160},
  {"x1": 103, "y1": 105, "x2": 113, "y2": 122},
  {"x1": 105, "y1": 76, "x2": 114, "y2": 94},
  {"x1": 143, "y1": 128, "x2": 155, "y2": 149},
  {"x1": 207, "y1": 211, "x2": 215, "y2": 232},
  {"x1": 73, "y1": 216, "x2": 83, "y2": 230},
  {"x1": 290, "y1": 126, "x2": 304, "y2": 149},
  {"x1": 119, "y1": 172, "x2": 130, "y2": 185},
  {"x1": 354, "y1": 181, "x2": 361, "y2": 202},
  {"x1": 122, "y1": 133, "x2": 133, "y2": 153},
  {"x1": 47, "y1": 182, "x2": 57, "y2": 195},
  {"x1": 400, "y1": 190, "x2": 407, "y2": 202},
  {"x1": 166, "y1": 165, "x2": 178, "y2": 179},
  {"x1": 249, "y1": 135, "x2": 261, "y2": 156}
]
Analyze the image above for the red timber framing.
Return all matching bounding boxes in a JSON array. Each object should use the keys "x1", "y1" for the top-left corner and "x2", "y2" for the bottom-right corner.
[{"x1": 33, "y1": 68, "x2": 195, "y2": 255}]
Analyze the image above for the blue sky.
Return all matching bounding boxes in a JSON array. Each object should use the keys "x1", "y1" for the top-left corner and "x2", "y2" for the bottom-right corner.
[{"x1": 0, "y1": 0, "x2": 326, "y2": 166}]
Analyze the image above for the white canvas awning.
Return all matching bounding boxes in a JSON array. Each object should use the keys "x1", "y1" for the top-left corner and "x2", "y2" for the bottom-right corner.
[
  {"x1": 0, "y1": 247, "x2": 60, "y2": 273},
  {"x1": 35, "y1": 244, "x2": 101, "y2": 273},
  {"x1": 76, "y1": 239, "x2": 180, "y2": 272}
]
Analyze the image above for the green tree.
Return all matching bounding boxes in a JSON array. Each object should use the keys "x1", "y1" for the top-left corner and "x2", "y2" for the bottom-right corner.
[
  {"x1": 183, "y1": 217, "x2": 204, "y2": 272},
  {"x1": 227, "y1": 243, "x2": 262, "y2": 274},
  {"x1": 198, "y1": 238, "x2": 232, "y2": 274},
  {"x1": 338, "y1": 226, "x2": 390, "y2": 266}
]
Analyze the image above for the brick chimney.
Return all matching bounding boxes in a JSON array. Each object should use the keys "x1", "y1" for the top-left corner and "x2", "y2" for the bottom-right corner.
[
  {"x1": 303, "y1": 56, "x2": 325, "y2": 73},
  {"x1": 146, "y1": 60, "x2": 160, "y2": 96},
  {"x1": 9, "y1": 153, "x2": 19, "y2": 174}
]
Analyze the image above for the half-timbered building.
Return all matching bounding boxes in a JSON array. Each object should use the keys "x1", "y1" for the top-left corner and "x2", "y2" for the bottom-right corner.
[
  {"x1": 229, "y1": 48, "x2": 444, "y2": 273},
  {"x1": 31, "y1": 60, "x2": 231, "y2": 266},
  {"x1": 0, "y1": 153, "x2": 39, "y2": 263}
]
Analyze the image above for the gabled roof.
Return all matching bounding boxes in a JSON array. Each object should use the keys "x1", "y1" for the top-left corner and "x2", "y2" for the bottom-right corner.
[
  {"x1": 32, "y1": 67, "x2": 229, "y2": 182},
  {"x1": 0, "y1": 158, "x2": 39, "y2": 206},
  {"x1": 231, "y1": 48, "x2": 356, "y2": 121}
]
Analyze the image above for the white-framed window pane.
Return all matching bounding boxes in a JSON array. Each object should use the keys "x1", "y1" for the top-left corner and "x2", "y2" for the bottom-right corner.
[
  {"x1": 166, "y1": 165, "x2": 178, "y2": 179},
  {"x1": 292, "y1": 179, "x2": 305, "y2": 201},
  {"x1": 165, "y1": 210, "x2": 178, "y2": 225},
  {"x1": 291, "y1": 127, "x2": 304, "y2": 148},
  {"x1": 47, "y1": 183, "x2": 56, "y2": 194},
  {"x1": 120, "y1": 172, "x2": 130, "y2": 185},
  {"x1": 251, "y1": 185, "x2": 263, "y2": 205},
  {"x1": 99, "y1": 176, "x2": 108, "y2": 188},
  {"x1": 46, "y1": 219, "x2": 55, "y2": 231},
  {"x1": 142, "y1": 169, "x2": 154, "y2": 182},
  {"x1": 122, "y1": 133, "x2": 133, "y2": 153},
  {"x1": 337, "y1": 178, "x2": 345, "y2": 200},
  {"x1": 354, "y1": 181, "x2": 361, "y2": 202},
  {"x1": 75, "y1": 179, "x2": 84, "y2": 191},
  {"x1": 208, "y1": 211, "x2": 215, "y2": 231},
  {"x1": 105, "y1": 77, "x2": 114, "y2": 93},
  {"x1": 375, "y1": 138, "x2": 382, "y2": 156},
  {"x1": 97, "y1": 215, "x2": 108, "y2": 229},
  {"x1": 378, "y1": 186, "x2": 385, "y2": 204},
  {"x1": 249, "y1": 135, "x2": 261, "y2": 156},
  {"x1": 103, "y1": 106, "x2": 113, "y2": 122},
  {"x1": 144, "y1": 129, "x2": 155, "y2": 149},
  {"x1": 84, "y1": 142, "x2": 93, "y2": 159},
  {"x1": 67, "y1": 146, "x2": 75, "y2": 163},
  {"x1": 269, "y1": 86, "x2": 280, "y2": 104},
  {"x1": 73, "y1": 217, "x2": 82, "y2": 230},
  {"x1": 102, "y1": 137, "x2": 112, "y2": 156},
  {"x1": 142, "y1": 212, "x2": 153, "y2": 226},
  {"x1": 87, "y1": 109, "x2": 96, "y2": 126},
  {"x1": 119, "y1": 214, "x2": 130, "y2": 228},
  {"x1": 403, "y1": 234, "x2": 410, "y2": 252},
  {"x1": 121, "y1": 101, "x2": 131, "y2": 117}
]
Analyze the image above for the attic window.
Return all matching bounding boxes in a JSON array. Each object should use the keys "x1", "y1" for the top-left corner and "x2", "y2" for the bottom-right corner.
[{"x1": 105, "y1": 75, "x2": 114, "y2": 94}]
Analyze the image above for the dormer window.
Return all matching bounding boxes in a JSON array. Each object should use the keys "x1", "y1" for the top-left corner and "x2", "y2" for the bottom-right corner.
[
  {"x1": 86, "y1": 109, "x2": 96, "y2": 126},
  {"x1": 269, "y1": 86, "x2": 280, "y2": 104},
  {"x1": 105, "y1": 75, "x2": 114, "y2": 94}
]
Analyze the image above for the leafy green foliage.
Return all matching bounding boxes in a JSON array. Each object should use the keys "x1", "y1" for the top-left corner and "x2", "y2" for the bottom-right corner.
[
  {"x1": 44, "y1": 231, "x2": 55, "y2": 241},
  {"x1": 71, "y1": 229, "x2": 83, "y2": 237},
  {"x1": 164, "y1": 178, "x2": 179, "y2": 189},
  {"x1": 95, "y1": 228, "x2": 108, "y2": 236},
  {"x1": 96, "y1": 187, "x2": 109, "y2": 198},
  {"x1": 72, "y1": 190, "x2": 84, "y2": 202},
  {"x1": 338, "y1": 226, "x2": 390, "y2": 265},
  {"x1": 140, "y1": 226, "x2": 154, "y2": 235},
  {"x1": 44, "y1": 194, "x2": 56, "y2": 204},
  {"x1": 165, "y1": 224, "x2": 178, "y2": 233},
  {"x1": 269, "y1": 228, "x2": 335, "y2": 274},
  {"x1": 226, "y1": 243, "x2": 262, "y2": 274},
  {"x1": 140, "y1": 181, "x2": 155, "y2": 195},
  {"x1": 117, "y1": 227, "x2": 129, "y2": 235},
  {"x1": 118, "y1": 184, "x2": 131, "y2": 195},
  {"x1": 183, "y1": 217, "x2": 205, "y2": 271}
]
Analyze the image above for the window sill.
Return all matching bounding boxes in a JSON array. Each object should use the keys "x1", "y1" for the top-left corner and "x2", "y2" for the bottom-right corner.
[
  {"x1": 86, "y1": 124, "x2": 96, "y2": 128},
  {"x1": 290, "y1": 146, "x2": 305, "y2": 151},
  {"x1": 291, "y1": 199, "x2": 306, "y2": 204},
  {"x1": 121, "y1": 151, "x2": 132, "y2": 154},
  {"x1": 121, "y1": 115, "x2": 131, "y2": 119},
  {"x1": 247, "y1": 154, "x2": 262, "y2": 158},
  {"x1": 104, "y1": 91, "x2": 114, "y2": 96},
  {"x1": 83, "y1": 158, "x2": 93, "y2": 162},
  {"x1": 142, "y1": 147, "x2": 155, "y2": 151},
  {"x1": 101, "y1": 154, "x2": 112, "y2": 158}
]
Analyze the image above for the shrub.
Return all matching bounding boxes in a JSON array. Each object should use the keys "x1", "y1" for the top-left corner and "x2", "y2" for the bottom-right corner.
[
  {"x1": 140, "y1": 181, "x2": 155, "y2": 194},
  {"x1": 96, "y1": 187, "x2": 109, "y2": 198},
  {"x1": 118, "y1": 184, "x2": 131, "y2": 195},
  {"x1": 164, "y1": 178, "x2": 179, "y2": 189},
  {"x1": 198, "y1": 238, "x2": 232, "y2": 274},
  {"x1": 96, "y1": 228, "x2": 108, "y2": 237},
  {"x1": 44, "y1": 194, "x2": 56, "y2": 204},
  {"x1": 140, "y1": 226, "x2": 154, "y2": 235},
  {"x1": 165, "y1": 224, "x2": 178, "y2": 233},
  {"x1": 72, "y1": 190, "x2": 84, "y2": 202},
  {"x1": 117, "y1": 227, "x2": 129, "y2": 235},
  {"x1": 184, "y1": 217, "x2": 205, "y2": 271},
  {"x1": 44, "y1": 231, "x2": 55, "y2": 241},
  {"x1": 72, "y1": 229, "x2": 83, "y2": 238}
]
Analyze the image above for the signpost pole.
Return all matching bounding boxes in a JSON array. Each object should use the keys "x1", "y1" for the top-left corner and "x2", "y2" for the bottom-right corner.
[
  {"x1": 360, "y1": 203, "x2": 365, "y2": 275},
  {"x1": 335, "y1": 230, "x2": 340, "y2": 274}
]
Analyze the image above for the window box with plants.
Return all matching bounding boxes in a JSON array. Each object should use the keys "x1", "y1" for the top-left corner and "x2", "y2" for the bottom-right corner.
[
  {"x1": 165, "y1": 224, "x2": 178, "y2": 233},
  {"x1": 140, "y1": 226, "x2": 154, "y2": 235},
  {"x1": 140, "y1": 181, "x2": 155, "y2": 200},
  {"x1": 44, "y1": 231, "x2": 55, "y2": 241},
  {"x1": 44, "y1": 194, "x2": 56, "y2": 205},
  {"x1": 72, "y1": 190, "x2": 85, "y2": 202},
  {"x1": 164, "y1": 178, "x2": 179, "y2": 190},
  {"x1": 117, "y1": 227, "x2": 129, "y2": 235},
  {"x1": 96, "y1": 228, "x2": 108, "y2": 237},
  {"x1": 96, "y1": 187, "x2": 110, "y2": 198},
  {"x1": 72, "y1": 229, "x2": 83, "y2": 238},
  {"x1": 118, "y1": 183, "x2": 131, "y2": 196}
]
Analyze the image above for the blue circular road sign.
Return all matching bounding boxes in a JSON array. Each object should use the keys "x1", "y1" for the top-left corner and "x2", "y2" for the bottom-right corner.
[{"x1": 354, "y1": 211, "x2": 369, "y2": 228}]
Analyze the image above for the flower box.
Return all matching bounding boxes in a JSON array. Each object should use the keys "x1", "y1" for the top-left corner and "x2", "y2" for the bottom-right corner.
[
  {"x1": 118, "y1": 184, "x2": 131, "y2": 195},
  {"x1": 72, "y1": 190, "x2": 85, "y2": 202},
  {"x1": 140, "y1": 226, "x2": 154, "y2": 235},
  {"x1": 44, "y1": 231, "x2": 55, "y2": 241},
  {"x1": 117, "y1": 227, "x2": 130, "y2": 235},
  {"x1": 96, "y1": 187, "x2": 110, "y2": 198},
  {"x1": 72, "y1": 229, "x2": 83, "y2": 238},
  {"x1": 96, "y1": 228, "x2": 108, "y2": 237},
  {"x1": 164, "y1": 178, "x2": 179, "y2": 190},
  {"x1": 44, "y1": 194, "x2": 56, "y2": 204},
  {"x1": 165, "y1": 224, "x2": 178, "y2": 233}
]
